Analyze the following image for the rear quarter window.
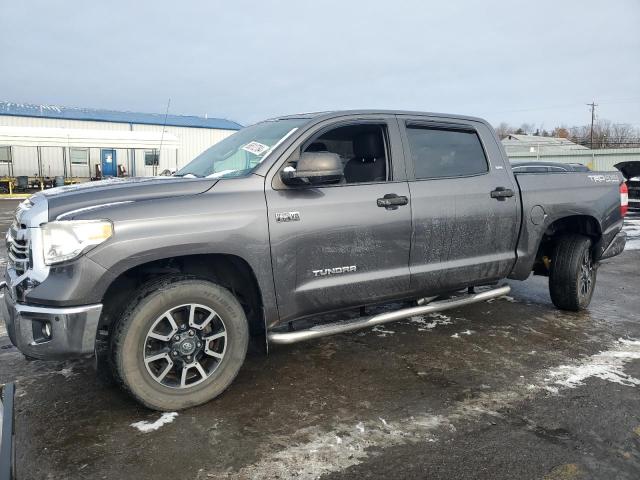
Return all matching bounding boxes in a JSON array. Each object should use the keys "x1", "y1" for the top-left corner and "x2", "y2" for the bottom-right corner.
[{"x1": 406, "y1": 126, "x2": 488, "y2": 179}]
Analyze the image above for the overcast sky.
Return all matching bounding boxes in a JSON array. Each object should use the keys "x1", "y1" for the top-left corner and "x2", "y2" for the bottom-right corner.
[{"x1": 1, "y1": 1, "x2": 639, "y2": 128}]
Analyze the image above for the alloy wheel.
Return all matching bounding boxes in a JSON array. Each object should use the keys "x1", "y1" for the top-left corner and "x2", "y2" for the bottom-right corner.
[{"x1": 142, "y1": 303, "x2": 227, "y2": 389}]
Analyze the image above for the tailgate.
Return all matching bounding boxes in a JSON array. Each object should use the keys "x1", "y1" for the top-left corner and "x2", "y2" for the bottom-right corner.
[{"x1": 0, "y1": 383, "x2": 15, "y2": 480}]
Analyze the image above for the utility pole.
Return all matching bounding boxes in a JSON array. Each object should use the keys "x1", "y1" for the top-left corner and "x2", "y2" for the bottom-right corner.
[{"x1": 587, "y1": 101, "x2": 597, "y2": 148}]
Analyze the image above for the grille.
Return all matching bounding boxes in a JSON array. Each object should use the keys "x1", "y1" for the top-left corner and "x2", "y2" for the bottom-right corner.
[{"x1": 7, "y1": 224, "x2": 31, "y2": 276}]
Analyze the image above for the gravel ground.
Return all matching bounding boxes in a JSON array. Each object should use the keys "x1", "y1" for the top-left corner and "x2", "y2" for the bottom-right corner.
[{"x1": 0, "y1": 199, "x2": 639, "y2": 480}]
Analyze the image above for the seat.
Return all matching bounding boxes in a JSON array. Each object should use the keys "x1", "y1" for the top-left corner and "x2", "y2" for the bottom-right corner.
[{"x1": 344, "y1": 132, "x2": 386, "y2": 183}]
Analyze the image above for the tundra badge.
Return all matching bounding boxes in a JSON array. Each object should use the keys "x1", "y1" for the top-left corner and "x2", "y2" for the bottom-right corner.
[{"x1": 312, "y1": 266, "x2": 357, "y2": 277}]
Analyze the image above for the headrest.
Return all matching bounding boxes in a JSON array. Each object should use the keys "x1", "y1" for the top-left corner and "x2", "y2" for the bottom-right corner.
[
  {"x1": 306, "y1": 142, "x2": 328, "y2": 152},
  {"x1": 353, "y1": 132, "x2": 384, "y2": 160}
]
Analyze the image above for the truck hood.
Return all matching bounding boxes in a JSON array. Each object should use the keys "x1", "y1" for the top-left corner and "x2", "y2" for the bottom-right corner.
[
  {"x1": 34, "y1": 176, "x2": 218, "y2": 221},
  {"x1": 614, "y1": 161, "x2": 640, "y2": 180}
]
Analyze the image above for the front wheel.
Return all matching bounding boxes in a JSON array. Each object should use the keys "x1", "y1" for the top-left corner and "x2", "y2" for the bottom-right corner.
[
  {"x1": 549, "y1": 234, "x2": 597, "y2": 311},
  {"x1": 110, "y1": 276, "x2": 248, "y2": 411}
]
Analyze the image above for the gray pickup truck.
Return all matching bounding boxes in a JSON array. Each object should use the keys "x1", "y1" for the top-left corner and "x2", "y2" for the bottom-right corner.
[{"x1": 0, "y1": 110, "x2": 628, "y2": 411}]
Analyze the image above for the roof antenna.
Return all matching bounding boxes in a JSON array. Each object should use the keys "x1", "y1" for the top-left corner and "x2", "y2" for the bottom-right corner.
[{"x1": 157, "y1": 98, "x2": 171, "y2": 172}]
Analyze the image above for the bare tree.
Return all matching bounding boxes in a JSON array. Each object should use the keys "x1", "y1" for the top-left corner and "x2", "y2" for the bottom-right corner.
[
  {"x1": 519, "y1": 123, "x2": 534, "y2": 135},
  {"x1": 493, "y1": 119, "x2": 640, "y2": 148},
  {"x1": 552, "y1": 126, "x2": 570, "y2": 138},
  {"x1": 494, "y1": 122, "x2": 514, "y2": 139},
  {"x1": 570, "y1": 120, "x2": 640, "y2": 148}
]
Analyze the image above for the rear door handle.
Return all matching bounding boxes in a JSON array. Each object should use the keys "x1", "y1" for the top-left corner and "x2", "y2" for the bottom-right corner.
[
  {"x1": 377, "y1": 194, "x2": 409, "y2": 209},
  {"x1": 490, "y1": 187, "x2": 515, "y2": 200}
]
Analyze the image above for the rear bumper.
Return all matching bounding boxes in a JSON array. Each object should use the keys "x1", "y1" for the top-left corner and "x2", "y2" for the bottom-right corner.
[
  {"x1": 599, "y1": 230, "x2": 627, "y2": 260},
  {"x1": 0, "y1": 282, "x2": 102, "y2": 360},
  {"x1": 0, "y1": 383, "x2": 15, "y2": 480}
]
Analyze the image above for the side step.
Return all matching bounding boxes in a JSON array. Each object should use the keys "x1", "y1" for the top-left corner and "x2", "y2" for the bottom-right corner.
[{"x1": 267, "y1": 285, "x2": 511, "y2": 345}]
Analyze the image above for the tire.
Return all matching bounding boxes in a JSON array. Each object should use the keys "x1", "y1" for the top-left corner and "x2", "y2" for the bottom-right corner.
[
  {"x1": 110, "y1": 276, "x2": 248, "y2": 411},
  {"x1": 549, "y1": 234, "x2": 597, "y2": 311}
]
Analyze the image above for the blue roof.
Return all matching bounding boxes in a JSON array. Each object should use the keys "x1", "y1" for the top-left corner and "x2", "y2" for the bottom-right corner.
[{"x1": 0, "y1": 101, "x2": 242, "y2": 130}]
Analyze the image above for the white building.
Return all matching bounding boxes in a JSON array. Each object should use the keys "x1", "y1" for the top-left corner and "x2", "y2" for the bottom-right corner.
[
  {"x1": 502, "y1": 134, "x2": 640, "y2": 172},
  {"x1": 0, "y1": 101, "x2": 241, "y2": 180},
  {"x1": 501, "y1": 134, "x2": 589, "y2": 155}
]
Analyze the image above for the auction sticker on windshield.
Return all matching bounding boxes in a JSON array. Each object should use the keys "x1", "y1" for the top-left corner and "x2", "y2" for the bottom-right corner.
[{"x1": 241, "y1": 141, "x2": 270, "y2": 156}]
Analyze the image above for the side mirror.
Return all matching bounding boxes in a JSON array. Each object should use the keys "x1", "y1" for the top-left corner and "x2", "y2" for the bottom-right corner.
[{"x1": 281, "y1": 152, "x2": 344, "y2": 185}]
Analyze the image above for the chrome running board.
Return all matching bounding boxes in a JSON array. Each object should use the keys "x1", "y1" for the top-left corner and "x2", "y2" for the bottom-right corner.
[{"x1": 267, "y1": 285, "x2": 511, "y2": 345}]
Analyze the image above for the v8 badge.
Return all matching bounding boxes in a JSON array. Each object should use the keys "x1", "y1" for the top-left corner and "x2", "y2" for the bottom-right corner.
[{"x1": 275, "y1": 211, "x2": 301, "y2": 223}]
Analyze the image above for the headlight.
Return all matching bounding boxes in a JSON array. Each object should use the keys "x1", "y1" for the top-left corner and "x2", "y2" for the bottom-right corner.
[{"x1": 41, "y1": 220, "x2": 113, "y2": 265}]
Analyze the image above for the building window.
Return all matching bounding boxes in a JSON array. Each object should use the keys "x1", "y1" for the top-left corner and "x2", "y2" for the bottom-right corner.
[
  {"x1": 0, "y1": 146, "x2": 11, "y2": 164},
  {"x1": 70, "y1": 148, "x2": 89, "y2": 165},
  {"x1": 145, "y1": 150, "x2": 159, "y2": 166}
]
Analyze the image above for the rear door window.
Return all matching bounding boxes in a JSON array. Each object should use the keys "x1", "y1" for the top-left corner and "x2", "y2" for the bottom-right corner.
[{"x1": 405, "y1": 125, "x2": 488, "y2": 179}]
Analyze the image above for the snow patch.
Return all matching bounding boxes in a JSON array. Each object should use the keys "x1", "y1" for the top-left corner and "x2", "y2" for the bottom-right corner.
[
  {"x1": 214, "y1": 415, "x2": 450, "y2": 479},
  {"x1": 452, "y1": 330, "x2": 474, "y2": 339},
  {"x1": 131, "y1": 412, "x2": 178, "y2": 433},
  {"x1": 56, "y1": 367, "x2": 75, "y2": 378},
  {"x1": 486, "y1": 295, "x2": 517, "y2": 304},
  {"x1": 546, "y1": 339, "x2": 640, "y2": 389},
  {"x1": 409, "y1": 312, "x2": 453, "y2": 331},
  {"x1": 371, "y1": 326, "x2": 395, "y2": 337}
]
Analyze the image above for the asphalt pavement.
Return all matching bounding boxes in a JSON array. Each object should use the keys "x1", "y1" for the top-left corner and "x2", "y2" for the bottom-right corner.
[{"x1": 0, "y1": 199, "x2": 639, "y2": 480}]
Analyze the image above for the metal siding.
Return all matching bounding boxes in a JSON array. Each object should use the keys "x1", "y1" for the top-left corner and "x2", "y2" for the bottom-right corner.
[
  {"x1": 130, "y1": 124, "x2": 235, "y2": 170},
  {"x1": 9, "y1": 146, "x2": 40, "y2": 176},
  {"x1": 89, "y1": 148, "x2": 101, "y2": 178},
  {"x1": 40, "y1": 147, "x2": 65, "y2": 177}
]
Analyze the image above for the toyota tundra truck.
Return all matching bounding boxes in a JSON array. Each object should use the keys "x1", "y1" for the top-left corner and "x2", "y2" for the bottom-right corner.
[{"x1": 0, "y1": 110, "x2": 628, "y2": 411}]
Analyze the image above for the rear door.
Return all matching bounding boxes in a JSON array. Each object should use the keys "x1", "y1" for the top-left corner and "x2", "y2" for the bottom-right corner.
[
  {"x1": 398, "y1": 116, "x2": 520, "y2": 293},
  {"x1": 265, "y1": 115, "x2": 412, "y2": 323}
]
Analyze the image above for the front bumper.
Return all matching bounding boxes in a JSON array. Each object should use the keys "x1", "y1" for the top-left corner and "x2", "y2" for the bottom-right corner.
[
  {"x1": 599, "y1": 230, "x2": 627, "y2": 260},
  {"x1": 0, "y1": 282, "x2": 102, "y2": 360}
]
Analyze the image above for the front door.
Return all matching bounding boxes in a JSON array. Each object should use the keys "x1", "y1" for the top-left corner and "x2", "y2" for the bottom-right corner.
[
  {"x1": 265, "y1": 118, "x2": 412, "y2": 323},
  {"x1": 101, "y1": 149, "x2": 117, "y2": 177}
]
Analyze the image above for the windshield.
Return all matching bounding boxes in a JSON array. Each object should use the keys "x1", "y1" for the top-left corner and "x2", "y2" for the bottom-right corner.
[{"x1": 175, "y1": 119, "x2": 306, "y2": 178}]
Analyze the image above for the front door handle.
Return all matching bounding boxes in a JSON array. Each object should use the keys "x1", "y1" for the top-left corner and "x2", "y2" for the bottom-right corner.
[
  {"x1": 377, "y1": 194, "x2": 409, "y2": 210},
  {"x1": 490, "y1": 187, "x2": 515, "y2": 200}
]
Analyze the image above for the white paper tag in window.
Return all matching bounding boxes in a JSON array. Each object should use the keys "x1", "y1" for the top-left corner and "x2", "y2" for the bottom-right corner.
[{"x1": 241, "y1": 141, "x2": 270, "y2": 156}]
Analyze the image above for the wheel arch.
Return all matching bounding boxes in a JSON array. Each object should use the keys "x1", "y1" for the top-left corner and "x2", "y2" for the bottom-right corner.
[
  {"x1": 531, "y1": 214, "x2": 602, "y2": 276},
  {"x1": 97, "y1": 253, "x2": 266, "y2": 342}
]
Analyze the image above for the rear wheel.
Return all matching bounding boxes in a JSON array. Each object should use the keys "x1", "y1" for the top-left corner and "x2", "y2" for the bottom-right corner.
[
  {"x1": 110, "y1": 276, "x2": 248, "y2": 411},
  {"x1": 549, "y1": 234, "x2": 597, "y2": 311}
]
